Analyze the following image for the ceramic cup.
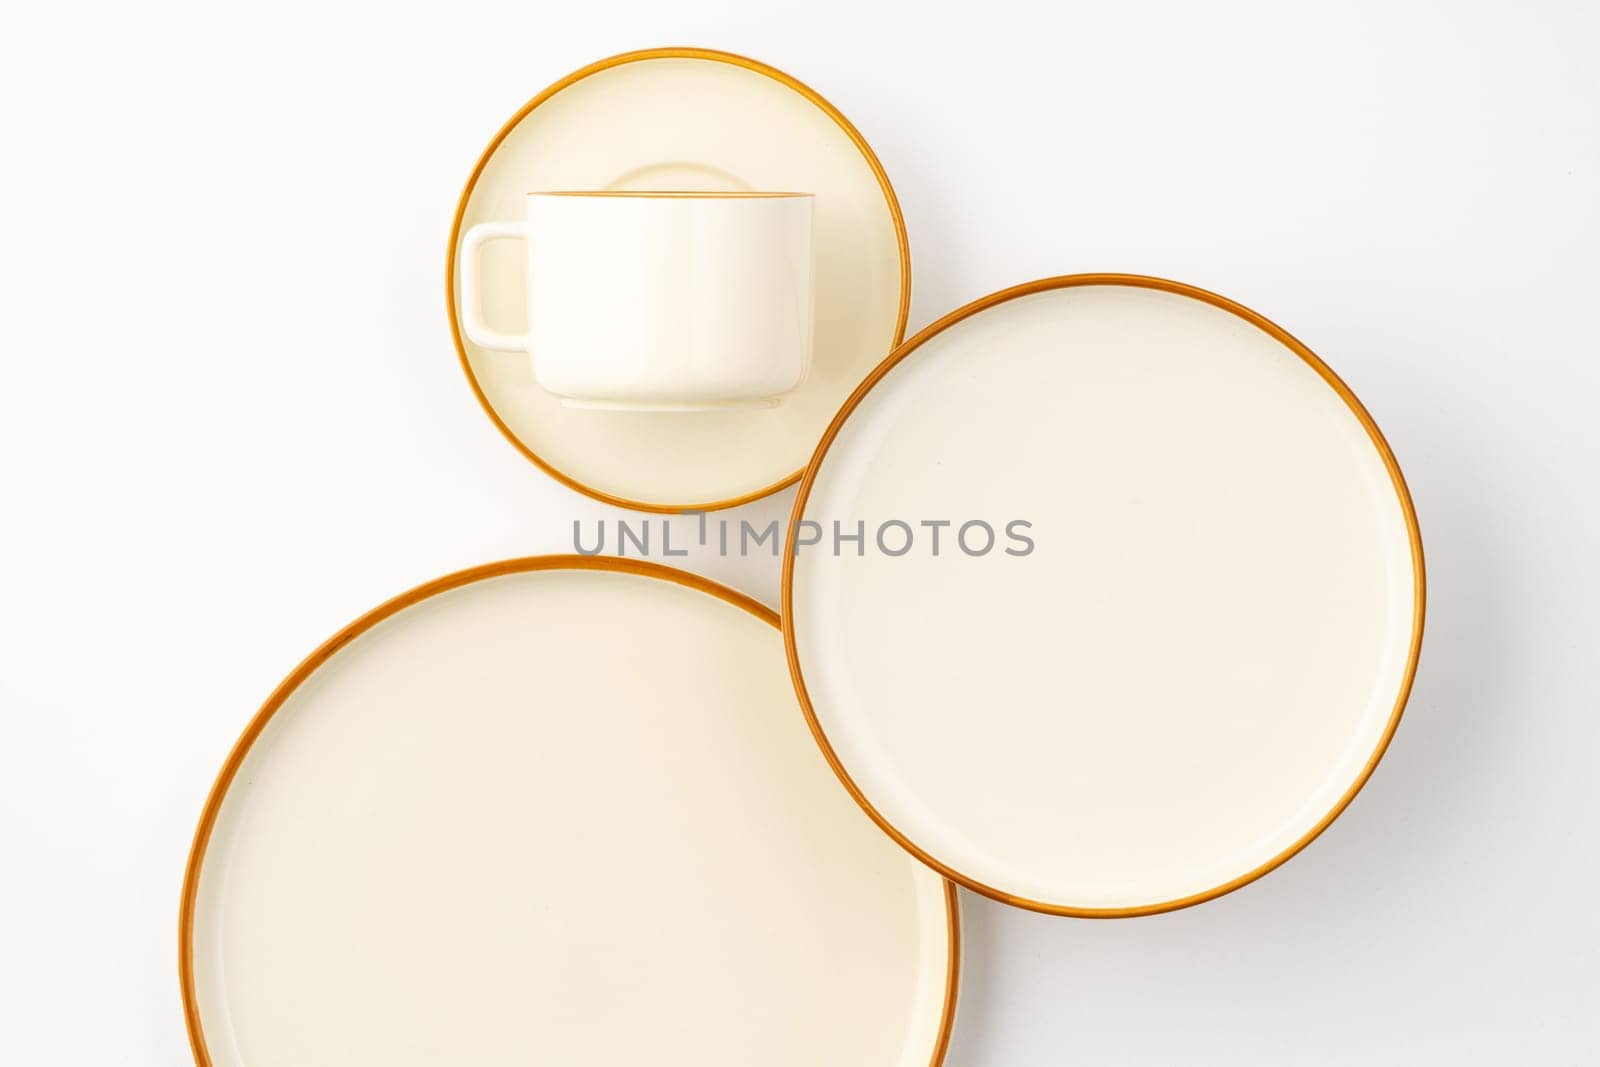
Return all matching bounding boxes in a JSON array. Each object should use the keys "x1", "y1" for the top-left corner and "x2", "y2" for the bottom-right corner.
[{"x1": 459, "y1": 191, "x2": 816, "y2": 411}]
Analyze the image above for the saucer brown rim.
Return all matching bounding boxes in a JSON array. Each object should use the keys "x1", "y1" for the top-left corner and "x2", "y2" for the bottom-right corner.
[
  {"x1": 446, "y1": 47, "x2": 911, "y2": 513},
  {"x1": 781, "y1": 272, "x2": 1428, "y2": 919},
  {"x1": 178, "y1": 555, "x2": 960, "y2": 1066}
]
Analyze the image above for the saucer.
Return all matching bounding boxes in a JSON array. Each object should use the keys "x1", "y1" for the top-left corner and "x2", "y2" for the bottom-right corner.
[
  {"x1": 448, "y1": 49, "x2": 909, "y2": 511},
  {"x1": 181, "y1": 558, "x2": 958, "y2": 1065},
  {"x1": 784, "y1": 275, "x2": 1426, "y2": 917}
]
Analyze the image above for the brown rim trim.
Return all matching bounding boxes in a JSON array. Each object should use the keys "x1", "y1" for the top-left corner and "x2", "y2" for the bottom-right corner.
[
  {"x1": 782, "y1": 273, "x2": 1428, "y2": 919},
  {"x1": 178, "y1": 555, "x2": 959, "y2": 1065},
  {"x1": 446, "y1": 47, "x2": 912, "y2": 514}
]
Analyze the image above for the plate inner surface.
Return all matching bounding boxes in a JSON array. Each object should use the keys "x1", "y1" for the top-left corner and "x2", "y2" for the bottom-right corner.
[
  {"x1": 789, "y1": 282, "x2": 1420, "y2": 913},
  {"x1": 454, "y1": 54, "x2": 904, "y2": 508},
  {"x1": 188, "y1": 565, "x2": 952, "y2": 1065}
]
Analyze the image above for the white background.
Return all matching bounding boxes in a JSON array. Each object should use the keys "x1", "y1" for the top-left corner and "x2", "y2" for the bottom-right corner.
[{"x1": 1, "y1": 0, "x2": 1596, "y2": 1063}]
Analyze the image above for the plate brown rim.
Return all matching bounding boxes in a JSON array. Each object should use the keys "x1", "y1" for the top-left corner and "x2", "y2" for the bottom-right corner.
[
  {"x1": 781, "y1": 272, "x2": 1428, "y2": 918},
  {"x1": 179, "y1": 555, "x2": 960, "y2": 1065}
]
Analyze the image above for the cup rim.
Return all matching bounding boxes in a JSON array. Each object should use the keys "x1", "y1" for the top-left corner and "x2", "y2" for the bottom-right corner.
[{"x1": 527, "y1": 189, "x2": 815, "y2": 199}]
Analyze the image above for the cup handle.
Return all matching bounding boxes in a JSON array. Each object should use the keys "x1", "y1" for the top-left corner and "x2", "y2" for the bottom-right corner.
[{"x1": 458, "y1": 221, "x2": 530, "y2": 351}]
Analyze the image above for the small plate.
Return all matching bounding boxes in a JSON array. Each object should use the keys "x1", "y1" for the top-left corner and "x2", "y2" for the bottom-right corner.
[
  {"x1": 448, "y1": 48, "x2": 909, "y2": 511},
  {"x1": 784, "y1": 275, "x2": 1426, "y2": 917},
  {"x1": 181, "y1": 557, "x2": 957, "y2": 1065}
]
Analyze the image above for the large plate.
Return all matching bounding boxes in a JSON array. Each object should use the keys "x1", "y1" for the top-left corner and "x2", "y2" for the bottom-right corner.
[
  {"x1": 785, "y1": 275, "x2": 1425, "y2": 916},
  {"x1": 181, "y1": 557, "x2": 957, "y2": 1064}
]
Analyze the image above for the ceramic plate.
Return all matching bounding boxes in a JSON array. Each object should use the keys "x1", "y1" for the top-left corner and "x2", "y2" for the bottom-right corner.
[
  {"x1": 448, "y1": 48, "x2": 908, "y2": 511},
  {"x1": 785, "y1": 275, "x2": 1425, "y2": 917},
  {"x1": 181, "y1": 558, "x2": 957, "y2": 1065}
]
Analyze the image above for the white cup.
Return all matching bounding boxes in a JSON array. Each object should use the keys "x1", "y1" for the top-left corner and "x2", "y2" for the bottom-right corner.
[{"x1": 459, "y1": 191, "x2": 816, "y2": 411}]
